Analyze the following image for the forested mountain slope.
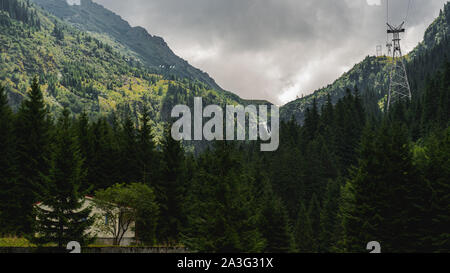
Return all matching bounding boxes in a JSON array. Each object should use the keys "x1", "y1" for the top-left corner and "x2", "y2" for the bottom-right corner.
[
  {"x1": 281, "y1": 2, "x2": 450, "y2": 124},
  {"x1": 0, "y1": 0, "x2": 258, "y2": 139},
  {"x1": 32, "y1": 0, "x2": 223, "y2": 91},
  {"x1": 0, "y1": 0, "x2": 448, "y2": 253}
]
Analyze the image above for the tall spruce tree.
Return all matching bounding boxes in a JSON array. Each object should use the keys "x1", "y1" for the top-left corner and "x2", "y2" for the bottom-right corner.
[
  {"x1": 268, "y1": 122, "x2": 304, "y2": 218},
  {"x1": 136, "y1": 106, "x2": 157, "y2": 185},
  {"x1": 120, "y1": 113, "x2": 139, "y2": 183},
  {"x1": 89, "y1": 118, "x2": 116, "y2": 190},
  {"x1": 425, "y1": 128, "x2": 450, "y2": 252},
  {"x1": 157, "y1": 122, "x2": 185, "y2": 244},
  {"x1": 332, "y1": 179, "x2": 354, "y2": 253},
  {"x1": 334, "y1": 89, "x2": 366, "y2": 173},
  {"x1": 261, "y1": 194, "x2": 294, "y2": 253},
  {"x1": 183, "y1": 142, "x2": 264, "y2": 252},
  {"x1": 307, "y1": 194, "x2": 321, "y2": 252},
  {"x1": 294, "y1": 202, "x2": 315, "y2": 253},
  {"x1": 319, "y1": 180, "x2": 341, "y2": 252},
  {"x1": 75, "y1": 110, "x2": 92, "y2": 192},
  {"x1": 15, "y1": 77, "x2": 51, "y2": 234},
  {"x1": 0, "y1": 84, "x2": 19, "y2": 234},
  {"x1": 32, "y1": 109, "x2": 93, "y2": 247},
  {"x1": 345, "y1": 122, "x2": 427, "y2": 252}
]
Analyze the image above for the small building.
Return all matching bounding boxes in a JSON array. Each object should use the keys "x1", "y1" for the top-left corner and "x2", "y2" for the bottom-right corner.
[{"x1": 35, "y1": 196, "x2": 136, "y2": 246}]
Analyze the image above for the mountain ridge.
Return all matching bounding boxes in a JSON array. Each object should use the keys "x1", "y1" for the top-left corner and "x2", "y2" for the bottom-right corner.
[
  {"x1": 280, "y1": 2, "x2": 450, "y2": 123},
  {"x1": 2, "y1": 0, "x2": 448, "y2": 127},
  {"x1": 1, "y1": 0, "x2": 264, "y2": 145},
  {"x1": 32, "y1": 0, "x2": 224, "y2": 91}
]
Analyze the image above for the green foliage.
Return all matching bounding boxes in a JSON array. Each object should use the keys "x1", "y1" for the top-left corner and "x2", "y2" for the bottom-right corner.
[
  {"x1": 0, "y1": 84, "x2": 18, "y2": 235},
  {"x1": 94, "y1": 183, "x2": 159, "y2": 246},
  {"x1": 85, "y1": 117, "x2": 117, "y2": 190},
  {"x1": 34, "y1": 0, "x2": 222, "y2": 91},
  {"x1": 1, "y1": 58, "x2": 447, "y2": 252},
  {"x1": 307, "y1": 194, "x2": 321, "y2": 252},
  {"x1": 0, "y1": 1, "x2": 448, "y2": 254},
  {"x1": 261, "y1": 194, "x2": 294, "y2": 253},
  {"x1": 420, "y1": 128, "x2": 450, "y2": 252},
  {"x1": 319, "y1": 180, "x2": 341, "y2": 252},
  {"x1": 0, "y1": 0, "x2": 41, "y2": 29},
  {"x1": 183, "y1": 142, "x2": 265, "y2": 253},
  {"x1": 1, "y1": 0, "x2": 252, "y2": 137},
  {"x1": 136, "y1": 106, "x2": 157, "y2": 185},
  {"x1": 294, "y1": 202, "x2": 315, "y2": 253},
  {"x1": 14, "y1": 77, "x2": 51, "y2": 234},
  {"x1": 31, "y1": 108, "x2": 94, "y2": 247},
  {"x1": 344, "y1": 123, "x2": 429, "y2": 252},
  {"x1": 131, "y1": 183, "x2": 160, "y2": 246},
  {"x1": 118, "y1": 114, "x2": 139, "y2": 183},
  {"x1": 0, "y1": 237, "x2": 35, "y2": 247},
  {"x1": 156, "y1": 122, "x2": 186, "y2": 244},
  {"x1": 51, "y1": 22, "x2": 64, "y2": 41}
]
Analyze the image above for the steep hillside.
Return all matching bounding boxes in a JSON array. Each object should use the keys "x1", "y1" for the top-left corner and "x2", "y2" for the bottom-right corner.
[
  {"x1": 32, "y1": 0, "x2": 223, "y2": 91},
  {"x1": 0, "y1": 0, "x2": 249, "y2": 139},
  {"x1": 281, "y1": 2, "x2": 450, "y2": 124}
]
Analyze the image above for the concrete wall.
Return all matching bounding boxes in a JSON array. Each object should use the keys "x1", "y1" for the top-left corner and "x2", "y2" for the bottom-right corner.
[
  {"x1": 94, "y1": 237, "x2": 135, "y2": 246},
  {"x1": 0, "y1": 247, "x2": 189, "y2": 253}
]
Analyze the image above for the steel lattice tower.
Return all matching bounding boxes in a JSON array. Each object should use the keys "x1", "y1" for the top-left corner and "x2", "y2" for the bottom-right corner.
[
  {"x1": 386, "y1": 42, "x2": 392, "y2": 56},
  {"x1": 386, "y1": 22, "x2": 412, "y2": 112},
  {"x1": 376, "y1": 45, "x2": 382, "y2": 57}
]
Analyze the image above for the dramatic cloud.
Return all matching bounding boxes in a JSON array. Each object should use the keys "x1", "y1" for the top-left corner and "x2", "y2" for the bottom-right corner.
[{"x1": 93, "y1": 0, "x2": 447, "y2": 105}]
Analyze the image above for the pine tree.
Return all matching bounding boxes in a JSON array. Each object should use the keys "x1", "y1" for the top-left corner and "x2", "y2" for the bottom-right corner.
[
  {"x1": 319, "y1": 180, "x2": 341, "y2": 252},
  {"x1": 119, "y1": 113, "x2": 139, "y2": 183},
  {"x1": 32, "y1": 109, "x2": 93, "y2": 247},
  {"x1": 183, "y1": 142, "x2": 264, "y2": 252},
  {"x1": 88, "y1": 118, "x2": 117, "y2": 190},
  {"x1": 14, "y1": 77, "x2": 51, "y2": 234},
  {"x1": 301, "y1": 98, "x2": 320, "y2": 145},
  {"x1": 75, "y1": 110, "x2": 90, "y2": 160},
  {"x1": 0, "y1": 84, "x2": 19, "y2": 235},
  {"x1": 294, "y1": 202, "x2": 315, "y2": 252},
  {"x1": 268, "y1": 122, "x2": 304, "y2": 218},
  {"x1": 345, "y1": 122, "x2": 427, "y2": 252},
  {"x1": 157, "y1": 122, "x2": 185, "y2": 244},
  {"x1": 75, "y1": 110, "x2": 92, "y2": 192},
  {"x1": 261, "y1": 195, "x2": 294, "y2": 253},
  {"x1": 436, "y1": 61, "x2": 449, "y2": 128},
  {"x1": 332, "y1": 179, "x2": 354, "y2": 253},
  {"x1": 52, "y1": 23, "x2": 64, "y2": 41},
  {"x1": 334, "y1": 89, "x2": 365, "y2": 173},
  {"x1": 303, "y1": 136, "x2": 337, "y2": 199},
  {"x1": 307, "y1": 194, "x2": 321, "y2": 252},
  {"x1": 136, "y1": 106, "x2": 157, "y2": 185},
  {"x1": 425, "y1": 128, "x2": 450, "y2": 252}
]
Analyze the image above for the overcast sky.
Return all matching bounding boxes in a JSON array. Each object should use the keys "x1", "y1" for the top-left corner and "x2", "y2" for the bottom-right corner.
[{"x1": 92, "y1": 0, "x2": 447, "y2": 105}]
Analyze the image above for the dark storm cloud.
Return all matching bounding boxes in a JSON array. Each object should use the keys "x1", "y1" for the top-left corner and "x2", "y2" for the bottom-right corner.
[{"x1": 93, "y1": 0, "x2": 447, "y2": 105}]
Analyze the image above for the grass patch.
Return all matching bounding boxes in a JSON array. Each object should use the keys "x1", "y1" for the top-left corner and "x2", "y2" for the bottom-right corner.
[{"x1": 0, "y1": 237, "x2": 35, "y2": 247}]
